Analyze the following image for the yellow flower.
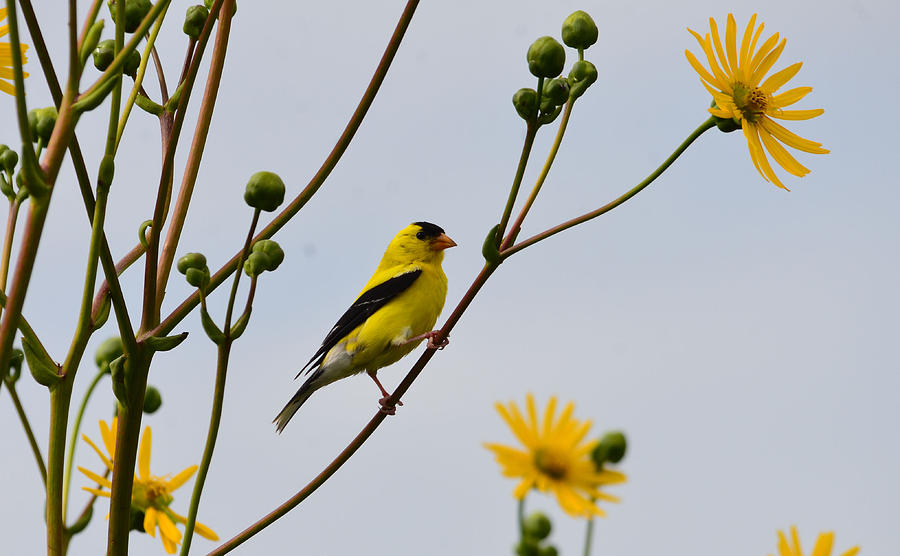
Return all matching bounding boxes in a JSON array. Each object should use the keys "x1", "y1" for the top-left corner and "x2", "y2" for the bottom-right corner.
[
  {"x1": 79, "y1": 419, "x2": 219, "y2": 554},
  {"x1": 685, "y1": 14, "x2": 828, "y2": 189},
  {"x1": 484, "y1": 394, "x2": 626, "y2": 518},
  {"x1": 1, "y1": 7, "x2": 29, "y2": 96},
  {"x1": 769, "y1": 526, "x2": 860, "y2": 556}
]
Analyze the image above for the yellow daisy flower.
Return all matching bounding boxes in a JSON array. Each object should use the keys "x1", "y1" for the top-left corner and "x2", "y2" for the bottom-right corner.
[
  {"x1": 685, "y1": 13, "x2": 828, "y2": 189},
  {"x1": 769, "y1": 526, "x2": 860, "y2": 556},
  {"x1": 1, "y1": 7, "x2": 29, "y2": 95},
  {"x1": 484, "y1": 394, "x2": 626, "y2": 518},
  {"x1": 78, "y1": 419, "x2": 219, "y2": 554}
]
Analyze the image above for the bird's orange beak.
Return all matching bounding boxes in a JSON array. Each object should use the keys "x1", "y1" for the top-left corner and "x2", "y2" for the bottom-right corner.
[{"x1": 431, "y1": 233, "x2": 457, "y2": 251}]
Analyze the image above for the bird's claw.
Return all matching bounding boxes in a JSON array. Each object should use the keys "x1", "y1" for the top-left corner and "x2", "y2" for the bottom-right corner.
[
  {"x1": 426, "y1": 331, "x2": 449, "y2": 350},
  {"x1": 378, "y1": 395, "x2": 403, "y2": 415}
]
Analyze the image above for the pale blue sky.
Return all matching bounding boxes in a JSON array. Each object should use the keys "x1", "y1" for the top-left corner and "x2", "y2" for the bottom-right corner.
[{"x1": 2, "y1": 0, "x2": 898, "y2": 554}]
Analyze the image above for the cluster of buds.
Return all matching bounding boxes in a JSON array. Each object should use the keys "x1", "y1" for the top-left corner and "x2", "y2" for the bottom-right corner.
[
  {"x1": 177, "y1": 252, "x2": 210, "y2": 290},
  {"x1": 93, "y1": 39, "x2": 141, "y2": 77},
  {"x1": 516, "y1": 512, "x2": 558, "y2": 556},
  {"x1": 513, "y1": 11, "x2": 600, "y2": 123},
  {"x1": 183, "y1": 5, "x2": 210, "y2": 39},
  {"x1": 0, "y1": 145, "x2": 21, "y2": 200},
  {"x1": 27, "y1": 107, "x2": 58, "y2": 145},
  {"x1": 107, "y1": 0, "x2": 152, "y2": 33},
  {"x1": 591, "y1": 430, "x2": 627, "y2": 470}
]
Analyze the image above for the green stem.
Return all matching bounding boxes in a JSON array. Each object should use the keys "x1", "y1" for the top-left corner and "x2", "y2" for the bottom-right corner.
[
  {"x1": 149, "y1": 0, "x2": 422, "y2": 340},
  {"x1": 496, "y1": 122, "x2": 538, "y2": 244},
  {"x1": 501, "y1": 116, "x2": 716, "y2": 258},
  {"x1": 47, "y1": 380, "x2": 75, "y2": 555},
  {"x1": 116, "y1": 5, "x2": 170, "y2": 151},
  {"x1": 155, "y1": 0, "x2": 235, "y2": 308},
  {"x1": 180, "y1": 207, "x2": 260, "y2": 556},
  {"x1": 2, "y1": 376, "x2": 47, "y2": 485},
  {"x1": 0, "y1": 199, "x2": 22, "y2": 293},
  {"x1": 62, "y1": 368, "x2": 107, "y2": 522},
  {"x1": 501, "y1": 100, "x2": 575, "y2": 250},
  {"x1": 583, "y1": 515, "x2": 595, "y2": 556},
  {"x1": 517, "y1": 497, "x2": 526, "y2": 541}
]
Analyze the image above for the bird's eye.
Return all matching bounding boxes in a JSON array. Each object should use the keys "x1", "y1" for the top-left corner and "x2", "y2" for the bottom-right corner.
[{"x1": 416, "y1": 231, "x2": 426, "y2": 240}]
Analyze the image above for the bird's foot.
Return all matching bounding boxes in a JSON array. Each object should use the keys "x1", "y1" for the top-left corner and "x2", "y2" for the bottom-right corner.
[
  {"x1": 378, "y1": 395, "x2": 403, "y2": 415},
  {"x1": 425, "y1": 331, "x2": 449, "y2": 350}
]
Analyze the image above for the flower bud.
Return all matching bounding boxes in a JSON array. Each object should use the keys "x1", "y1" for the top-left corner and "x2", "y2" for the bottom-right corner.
[
  {"x1": 108, "y1": 0, "x2": 153, "y2": 34},
  {"x1": 0, "y1": 146, "x2": 18, "y2": 173},
  {"x1": 527, "y1": 36, "x2": 565, "y2": 78},
  {"x1": 538, "y1": 545, "x2": 559, "y2": 556},
  {"x1": 93, "y1": 39, "x2": 116, "y2": 72},
  {"x1": 183, "y1": 5, "x2": 209, "y2": 39},
  {"x1": 177, "y1": 252, "x2": 207, "y2": 273},
  {"x1": 591, "y1": 430, "x2": 627, "y2": 468},
  {"x1": 79, "y1": 20, "x2": 105, "y2": 67},
  {"x1": 185, "y1": 267, "x2": 210, "y2": 289},
  {"x1": 515, "y1": 539, "x2": 540, "y2": 556},
  {"x1": 567, "y1": 60, "x2": 598, "y2": 100},
  {"x1": 27, "y1": 107, "x2": 58, "y2": 145},
  {"x1": 540, "y1": 77, "x2": 570, "y2": 112},
  {"x1": 561, "y1": 11, "x2": 598, "y2": 50},
  {"x1": 7, "y1": 347, "x2": 24, "y2": 382},
  {"x1": 513, "y1": 88, "x2": 538, "y2": 121},
  {"x1": 123, "y1": 49, "x2": 141, "y2": 78},
  {"x1": 95, "y1": 336, "x2": 124, "y2": 370},
  {"x1": 244, "y1": 171, "x2": 285, "y2": 212},
  {"x1": 523, "y1": 512, "x2": 552, "y2": 541},
  {"x1": 142, "y1": 385, "x2": 162, "y2": 413},
  {"x1": 205, "y1": 0, "x2": 237, "y2": 17},
  {"x1": 243, "y1": 239, "x2": 285, "y2": 277}
]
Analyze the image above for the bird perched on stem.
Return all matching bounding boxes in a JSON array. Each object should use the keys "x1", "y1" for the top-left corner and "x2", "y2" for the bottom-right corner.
[{"x1": 275, "y1": 222, "x2": 456, "y2": 432}]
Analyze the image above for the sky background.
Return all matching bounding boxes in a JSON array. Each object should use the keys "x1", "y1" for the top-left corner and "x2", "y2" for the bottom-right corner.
[{"x1": 2, "y1": 0, "x2": 898, "y2": 554}]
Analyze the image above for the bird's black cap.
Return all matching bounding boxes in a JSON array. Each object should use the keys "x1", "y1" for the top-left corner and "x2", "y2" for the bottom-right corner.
[{"x1": 413, "y1": 221, "x2": 445, "y2": 238}]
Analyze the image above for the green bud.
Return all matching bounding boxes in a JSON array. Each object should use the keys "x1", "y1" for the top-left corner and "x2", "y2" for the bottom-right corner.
[
  {"x1": 527, "y1": 36, "x2": 565, "y2": 78},
  {"x1": 183, "y1": 5, "x2": 209, "y2": 39},
  {"x1": 23, "y1": 335, "x2": 61, "y2": 388},
  {"x1": 481, "y1": 224, "x2": 501, "y2": 265},
  {"x1": 7, "y1": 347, "x2": 24, "y2": 382},
  {"x1": 109, "y1": 355, "x2": 129, "y2": 405},
  {"x1": 93, "y1": 39, "x2": 116, "y2": 72},
  {"x1": 512, "y1": 88, "x2": 538, "y2": 121},
  {"x1": 95, "y1": 336, "x2": 124, "y2": 370},
  {"x1": 515, "y1": 539, "x2": 540, "y2": 556},
  {"x1": 145, "y1": 332, "x2": 188, "y2": 352},
  {"x1": 204, "y1": 0, "x2": 237, "y2": 17},
  {"x1": 134, "y1": 93, "x2": 164, "y2": 115},
  {"x1": 27, "y1": 107, "x2": 58, "y2": 144},
  {"x1": 568, "y1": 60, "x2": 598, "y2": 100},
  {"x1": 711, "y1": 101, "x2": 741, "y2": 133},
  {"x1": 523, "y1": 512, "x2": 552, "y2": 541},
  {"x1": 244, "y1": 171, "x2": 285, "y2": 212},
  {"x1": 80, "y1": 20, "x2": 105, "y2": 67},
  {"x1": 129, "y1": 509, "x2": 145, "y2": 532},
  {"x1": 538, "y1": 545, "x2": 559, "y2": 556},
  {"x1": 0, "y1": 148, "x2": 18, "y2": 173},
  {"x1": 98, "y1": 154, "x2": 115, "y2": 187},
  {"x1": 561, "y1": 11, "x2": 598, "y2": 50},
  {"x1": 244, "y1": 239, "x2": 285, "y2": 277},
  {"x1": 177, "y1": 252, "x2": 207, "y2": 273},
  {"x1": 142, "y1": 385, "x2": 162, "y2": 413},
  {"x1": 108, "y1": 0, "x2": 153, "y2": 34},
  {"x1": 200, "y1": 305, "x2": 225, "y2": 344},
  {"x1": 540, "y1": 77, "x2": 570, "y2": 112},
  {"x1": 123, "y1": 49, "x2": 141, "y2": 78},
  {"x1": 185, "y1": 267, "x2": 210, "y2": 289},
  {"x1": 592, "y1": 430, "x2": 627, "y2": 468}
]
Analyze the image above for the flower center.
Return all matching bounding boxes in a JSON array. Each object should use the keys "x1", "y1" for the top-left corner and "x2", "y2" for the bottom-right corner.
[
  {"x1": 534, "y1": 448, "x2": 569, "y2": 479},
  {"x1": 732, "y1": 83, "x2": 768, "y2": 122},
  {"x1": 133, "y1": 478, "x2": 174, "y2": 509}
]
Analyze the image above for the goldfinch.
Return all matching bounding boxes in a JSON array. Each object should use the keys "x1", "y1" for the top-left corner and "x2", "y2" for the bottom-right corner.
[{"x1": 274, "y1": 222, "x2": 456, "y2": 432}]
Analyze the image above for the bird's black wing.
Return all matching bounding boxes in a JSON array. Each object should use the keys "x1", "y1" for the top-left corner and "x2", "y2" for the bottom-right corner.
[{"x1": 296, "y1": 269, "x2": 422, "y2": 378}]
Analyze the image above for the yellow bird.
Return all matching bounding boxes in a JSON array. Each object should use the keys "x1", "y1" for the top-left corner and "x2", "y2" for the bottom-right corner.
[{"x1": 275, "y1": 222, "x2": 456, "y2": 432}]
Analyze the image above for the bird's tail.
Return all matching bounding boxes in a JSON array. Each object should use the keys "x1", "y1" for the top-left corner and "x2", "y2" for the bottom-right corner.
[{"x1": 273, "y1": 375, "x2": 319, "y2": 433}]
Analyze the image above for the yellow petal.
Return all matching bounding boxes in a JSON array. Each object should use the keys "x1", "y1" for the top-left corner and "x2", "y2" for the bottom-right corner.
[
  {"x1": 751, "y1": 39, "x2": 786, "y2": 86},
  {"x1": 759, "y1": 127, "x2": 810, "y2": 177},
  {"x1": 725, "y1": 14, "x2": 739, "y2": 77},
  {"x1": 769, "y1": 108, "x2": 824, "y2": 121},
  {"x1": 495, "y1": 402, "x2": 534, "y2": 449},
  {"x1": 512, "y1": 479, "x2": 532, "y2": 499},
  {"x1": 541, "y1": 397, "x2": 557, "y2": 436},
  {"x1": 82, "y1": 487, "x2": 111, "y2": 498},
  {"x1": 770, "y1": 86, "x2": 812, "y2": 108},
  {"x1": 841, "y1": 548, "x2": 861, "y2": 556},
  {"x1": 811, "y1": 532, "x2": 833, "y2": 556},
  {"x1": 744, "y1": 122, "x2": 787, "y2": 189},
  {"x1": 138, "y1": 426, "x2": 152, "y2": 481},
  {"x1": 525, "y1": 394, "x2": 538, "y2": 436},
  {"x1": 749, "y1": 33, "x2": 781, "y2": 76},
  {"x1": 791, "y1": 526, "x2": 803, "y2": 556},
  {"x1": 99, "y1": 419, "x2": 117, "y2": 461},
  {"x1": 77, "y1": 466, "x2": 112, "y2": 488},
  {"x1": 82, "y1": 434, "x2": 114, "y2": 472},
  {"x1": 193, "y1": 521, "x2": 219, "y2": 541},
  {"x1": 760, "y1": 62, "x2": 802, "y2": 94},
  {"x1": 684, "y1": 49, "x2": 722, "y2": 90},
  {"x1": 160, "y1": 534, "x2": 177, "y2": 554},
  {"x1": 738, "y1": 14, "x2": 758, "y2": 80},
  {"x1": 745, "y1": 20, "x2": 765, "y2": 79},
  {"x1": 708, "y1": 17, "x2": 732, "y2": 77},
  {"x1": 144, "y1": 507, "x2": 158, "y2": 538},
  {"x1": 760, "y1": 117, "x2": 829, "y2": 154},
  {"x1": 687, "y1": 28, "x2": 730, "y2": 90},
  {"x1": 157, "y1": 512, "x2": 182, "y2": 544},
  {"x1": 167, "y1": 465, "x2": 198, "y2": 492}
]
